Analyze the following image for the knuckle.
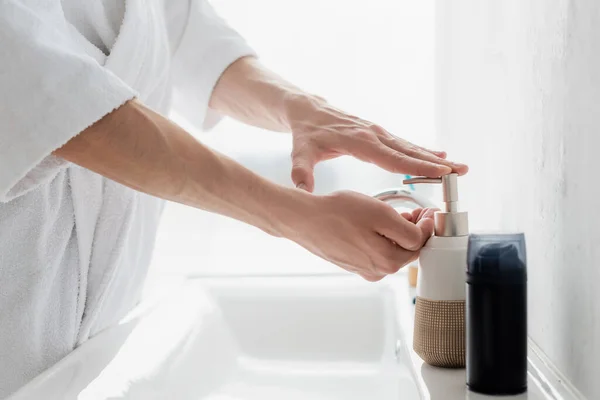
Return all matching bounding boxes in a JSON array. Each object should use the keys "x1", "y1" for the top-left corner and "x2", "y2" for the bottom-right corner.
[
  {"x1": 404, "y1": 144, "x2": 421, "y2": 155},
  {"x1": 353, "y1": 129, "x2": 374, "y2": 142},
  {"x1": 327, "y1": 190, "x2": 350, "y2": 202},
  {"x1": 405, "y1": 239, "x2": 423, "y2": 252},
  {"x1": 391, "y1": 152, "x2": 408, "y2": 162},
  {"x1": 370, "y1": 123, "x2": 384, "y2": 133},
  {"x1": 395, "y1": 229, "x2": 422, "y2": 251},
  {"x1": 394, "y1": 136, "x2": 409, "y2": 146}
]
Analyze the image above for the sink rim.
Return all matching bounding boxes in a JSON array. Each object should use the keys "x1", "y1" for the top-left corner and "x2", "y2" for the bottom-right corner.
[{"x1": 8, "y1": 274, "x2": 419, "y2": 400}]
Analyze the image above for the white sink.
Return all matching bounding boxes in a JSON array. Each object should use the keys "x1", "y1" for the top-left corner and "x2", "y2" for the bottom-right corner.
[
  {"x1": 8, "y1": 274, "x2": 577, "y2": 400},
  {"x1": 8, "y1": 275, "x2": 420, "y2": 400}
]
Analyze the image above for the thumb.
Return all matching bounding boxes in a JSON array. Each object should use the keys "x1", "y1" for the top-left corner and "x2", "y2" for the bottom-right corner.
[{"x1": 291, "y1": 150, "x2": 316, "y2": 192}]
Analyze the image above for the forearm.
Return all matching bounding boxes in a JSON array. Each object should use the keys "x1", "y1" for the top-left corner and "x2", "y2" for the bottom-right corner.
[
  {"x1": 209, "y1": 56, "x2": 321, "y2": 132},
  {"x1": 54, "y1": 100, "x2": 310, "y2": 237}
]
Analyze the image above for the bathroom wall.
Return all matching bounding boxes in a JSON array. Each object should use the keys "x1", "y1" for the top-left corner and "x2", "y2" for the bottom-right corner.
[{"x1": 435, "y1": 0, "x2": 599, "y2": 397}]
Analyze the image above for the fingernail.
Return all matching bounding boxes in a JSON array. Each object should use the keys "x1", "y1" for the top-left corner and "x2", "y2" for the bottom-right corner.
[{"x1": 297, "y1": 183, "x2": 307, "y2": 190}]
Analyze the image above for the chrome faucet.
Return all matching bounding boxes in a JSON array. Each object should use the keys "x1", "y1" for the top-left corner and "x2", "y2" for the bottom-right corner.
[{"x1": 373, "y1": 187, "x2": 437, "y2": 209}]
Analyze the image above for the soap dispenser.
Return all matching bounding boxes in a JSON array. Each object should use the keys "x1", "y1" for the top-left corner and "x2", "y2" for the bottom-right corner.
[{"x1": 402, "y1": 173, "x2": 468, "y2": 368}]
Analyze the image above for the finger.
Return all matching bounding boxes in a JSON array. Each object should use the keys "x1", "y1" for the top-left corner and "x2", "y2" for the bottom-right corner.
[
  {"x1": 413, "y1": 145, "x2": 447, "y2": 159},
  {"x1": 415, "y1": 208, "x2": 436, "y2": 238},
  {"x1": 371, "y1": 234, "x2": 420, "y2": 274},
  {"x1": 400, "y1": 211, "x2": 414, "y2": 222},
  {"x1": 400, "y1": 208, "x2": 424, "y2": 223},
  {"x1": 359, "y1": 143, "x2": 453, "y2": 177},
  {"x1": 426, "y1": 149, "x2": 447, "y2": 159},
  {"x1": 410, "y1": 208, "x2": 424, "y2": 222},
  {"x1": 374, "y1": 127, "x2": 449, "y2": 160},
  {"x1": 340, "y1": 130, "x2": 453, "y2": 177},
  {"x1": 380, "y1": 135, "x2": 468, "y2": 176},
  {"x1": 376, "y1": 207, "x2": 429, "y2": 251},
  {"x1": 291, "y1": 148, "x2": 317, "y2": 192},
  {"x1": 414, "y1": 207, "x2": 437, "y2": 223}
]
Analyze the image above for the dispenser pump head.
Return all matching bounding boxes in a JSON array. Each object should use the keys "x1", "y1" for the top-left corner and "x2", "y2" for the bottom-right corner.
[{"x1": 402, "y1": 173, "x2": 469, "y2": 237}]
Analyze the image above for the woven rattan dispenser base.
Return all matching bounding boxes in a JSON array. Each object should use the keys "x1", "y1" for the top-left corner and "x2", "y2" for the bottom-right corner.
[{"x1": 413, "y1": 297, "x2": 465, "y2": 368}]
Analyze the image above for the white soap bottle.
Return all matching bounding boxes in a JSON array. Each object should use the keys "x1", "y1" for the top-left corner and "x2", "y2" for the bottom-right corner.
[{"x1": 402, "y1": 173, "x2": 469, "y2": 368}]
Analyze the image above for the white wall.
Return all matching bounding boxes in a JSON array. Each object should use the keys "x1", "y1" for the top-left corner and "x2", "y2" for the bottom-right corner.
[{"x1": 436, "y1": 0, "x2": 600, "y2": 397}]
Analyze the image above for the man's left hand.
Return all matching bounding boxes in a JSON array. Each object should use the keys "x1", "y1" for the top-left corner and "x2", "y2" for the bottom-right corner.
[{"x1": 286, "y1": 96, "x2": 469, "y2": 192}]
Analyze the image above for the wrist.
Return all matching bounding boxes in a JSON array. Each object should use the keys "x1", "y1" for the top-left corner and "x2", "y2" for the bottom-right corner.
[
  {"x1": 267, "y1": 185, "x2": 319, "y2": 240},
  {"x1": 282, "y1": 91, "x2": 328, "y2": 132}
]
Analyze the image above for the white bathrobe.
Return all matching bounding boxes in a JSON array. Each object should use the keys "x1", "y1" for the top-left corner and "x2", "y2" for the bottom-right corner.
[{"x1": 0, "y1": 0, "x2": 254, "y2": 397}]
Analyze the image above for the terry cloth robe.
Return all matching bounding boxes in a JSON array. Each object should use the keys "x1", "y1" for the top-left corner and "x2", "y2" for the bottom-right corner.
[{"x1": 0, "y1": 0, "x2": 254, "y2": 397}]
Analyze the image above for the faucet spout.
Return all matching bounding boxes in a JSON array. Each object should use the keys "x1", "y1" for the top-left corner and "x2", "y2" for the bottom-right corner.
[{"x1": 373, "y1": 188, "x2": 438, "y2": 209}]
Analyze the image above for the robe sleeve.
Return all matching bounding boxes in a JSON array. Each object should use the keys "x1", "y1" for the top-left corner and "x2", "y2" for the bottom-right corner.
[
  {"x1": 0, "y1": 1, "x2": 136, "y2": 202},
  {"x1": 169, "y1": 0, "x2": 256, "y2": 131}
]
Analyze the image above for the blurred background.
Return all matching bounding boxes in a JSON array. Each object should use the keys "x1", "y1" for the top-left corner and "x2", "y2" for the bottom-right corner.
[{"x1": 149, "y1": 0, "x2": 437, "y2": 277}]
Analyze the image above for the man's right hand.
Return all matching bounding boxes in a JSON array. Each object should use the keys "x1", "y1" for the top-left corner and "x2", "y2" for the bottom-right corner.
[
  {"x1": 284, "y1": 190, "x2": 435, "y2": 281},
  {"x1": 55, "y1": 100, "x2": 435, "y2": 282}
]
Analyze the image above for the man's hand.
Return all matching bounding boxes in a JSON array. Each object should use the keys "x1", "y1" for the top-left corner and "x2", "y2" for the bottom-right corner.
[
  {"x1": 210, "y1": 57, "x2": 469, "y2": 193},
  {"x1": 55, "y1": 100, "x2": 435, "y2": 282},
  {"x1": 286, "y1": 97, "x2": 469, "y2": 192},
  {"x1": 288, "y1": 191, "x2": 437, "y2": 281}
]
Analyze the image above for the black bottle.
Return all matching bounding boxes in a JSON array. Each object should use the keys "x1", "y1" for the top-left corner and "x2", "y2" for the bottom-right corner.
[{"x1": 466, "y1": 233, "x2": 527, "y2": 395}]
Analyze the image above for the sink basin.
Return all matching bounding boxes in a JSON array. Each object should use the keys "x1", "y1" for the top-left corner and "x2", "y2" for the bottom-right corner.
[
  {"x1": 8, "y1": 275, "x2": 420, "y2": 400},
  {"x1": 8, "y1": 274, "x2": 577, "y2": 400}
]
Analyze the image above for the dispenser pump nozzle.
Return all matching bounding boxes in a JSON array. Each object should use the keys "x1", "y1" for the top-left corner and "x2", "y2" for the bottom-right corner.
[{"x1": 402, "y1": 173, "x2": 469, "y2": 237}]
